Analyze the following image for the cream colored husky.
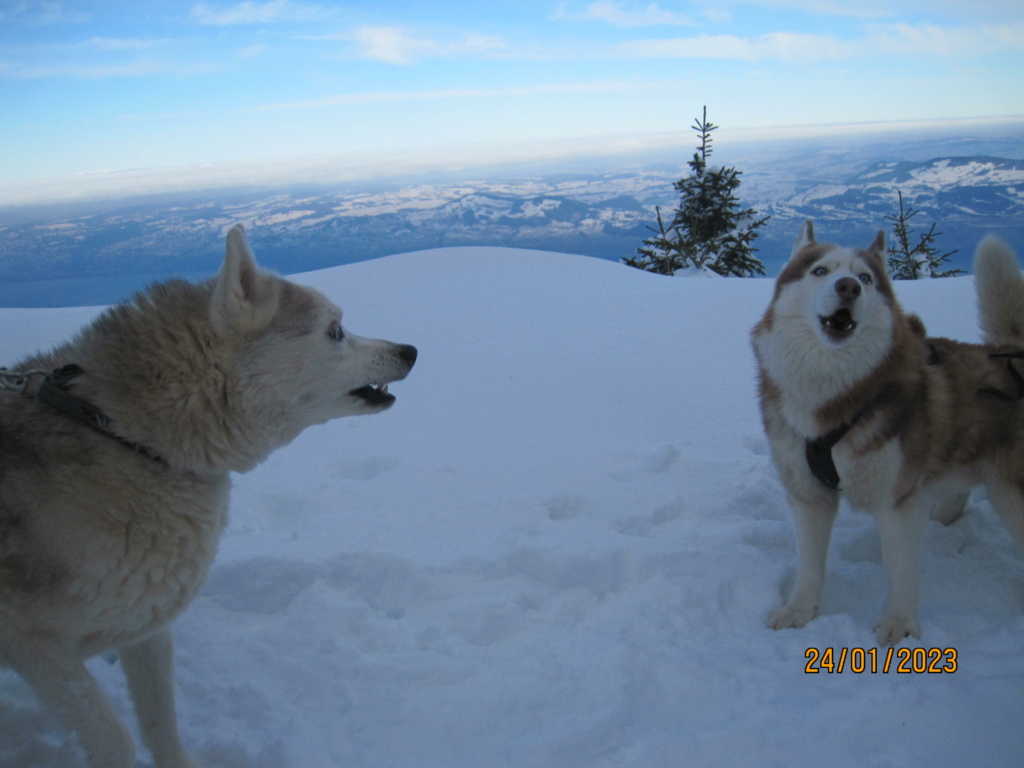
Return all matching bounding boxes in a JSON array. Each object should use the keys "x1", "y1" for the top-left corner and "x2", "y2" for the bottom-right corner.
[
  {"x1": 0, "y1": 225, "x2": 416, "y2": 767},
  {"x1": 753, "y1": 221, "x2": 1024, "y2": 646}
]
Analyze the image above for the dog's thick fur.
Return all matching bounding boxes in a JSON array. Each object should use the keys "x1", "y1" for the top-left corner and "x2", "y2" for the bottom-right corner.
[
  {"x1": 752, "y1": 221, "x2": 1024, "y2": 645},
  {"x1": 0, "y1": 225, "x2": 416, "y2": 767}
]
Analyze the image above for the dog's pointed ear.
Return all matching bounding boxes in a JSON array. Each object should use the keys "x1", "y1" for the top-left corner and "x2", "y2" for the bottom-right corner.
[
  {"x1": 792, "y1": 220, "x2": 815, "y2": 256},
  {"x1": 869, "y1": 229, "x2": 885, "y2": 255},
  {"x1": 211, "y1": 224, "x2": 280, "y2": 335}
]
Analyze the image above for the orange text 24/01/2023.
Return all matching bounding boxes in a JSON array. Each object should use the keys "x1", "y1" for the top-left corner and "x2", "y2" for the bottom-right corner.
[{"x1": 804, "y1": 647, "x2": 958, "y2": 674}]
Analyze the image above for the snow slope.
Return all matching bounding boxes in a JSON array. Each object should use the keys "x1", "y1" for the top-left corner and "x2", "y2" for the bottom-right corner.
[{"x1": 1, "y1": 247, "x2": 1023, "y2": 767}]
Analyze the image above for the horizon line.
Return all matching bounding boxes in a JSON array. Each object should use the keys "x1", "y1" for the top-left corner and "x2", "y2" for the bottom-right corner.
[{"x1": 2, "y1": 115, "x2": 1023, "y2": 209}]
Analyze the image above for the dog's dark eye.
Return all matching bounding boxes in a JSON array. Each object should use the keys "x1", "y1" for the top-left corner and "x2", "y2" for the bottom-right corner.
[
  {"x1": 327, "y1": 323, "x2": 345, "y2": 341},
  {"x1": 859, "y1": 273, "x2": 873, "y2": 285},
  {"x1": 812, "y1": 266, "x2": 828, "y2": 277}
]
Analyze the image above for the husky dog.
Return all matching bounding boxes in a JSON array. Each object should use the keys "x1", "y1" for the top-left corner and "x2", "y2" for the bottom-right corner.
[
  {"x1": 752, "y1": 221, "x2": 1024, "y2": 646},
  {"x1": 0, "y1": 225, "x2": 416, "y2": 767}
]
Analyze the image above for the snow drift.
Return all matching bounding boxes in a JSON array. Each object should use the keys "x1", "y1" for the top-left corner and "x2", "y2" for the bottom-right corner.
[{"x1": 1, "y1": 246, "x2": 1022, "y2": 767}]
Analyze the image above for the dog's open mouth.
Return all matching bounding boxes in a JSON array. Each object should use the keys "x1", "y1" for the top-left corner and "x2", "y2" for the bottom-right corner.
[
  {"x1": 819, "y1": 308, "x2": 857, "y2": 341},
  {"x1": 349, "y1": 383, "x2": 396, "y2": 406}
]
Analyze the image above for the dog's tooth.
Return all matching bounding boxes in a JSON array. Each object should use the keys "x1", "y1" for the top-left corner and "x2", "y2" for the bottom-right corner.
[{"x1": 381, "y1": 384, "x2": 388, "y2": 395}]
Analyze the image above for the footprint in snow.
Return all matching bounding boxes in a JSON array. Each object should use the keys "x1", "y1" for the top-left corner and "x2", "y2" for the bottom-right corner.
[{"x1": 606, "y1": 444, "x2": 680, "y2": 483}]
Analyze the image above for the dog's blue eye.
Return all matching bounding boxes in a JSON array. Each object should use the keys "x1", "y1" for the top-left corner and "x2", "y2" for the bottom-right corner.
[
  {"x1": 328, "y1": 323, "x2": 345, "y2": 341},
  {"x1": 812, "y1": 266, "x2": 827, "y2": 277},
  {"x1": 859, "y1": 273, "x2": 873, "y2": 285}
]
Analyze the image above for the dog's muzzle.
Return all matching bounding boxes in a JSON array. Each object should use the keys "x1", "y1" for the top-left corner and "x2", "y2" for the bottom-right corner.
[
  {"x1": 348, "y1": 344, "x2": 417, "y2": 407},
  {"x1": 819, "y1": 278, "x2": 860, "y2": 342}
]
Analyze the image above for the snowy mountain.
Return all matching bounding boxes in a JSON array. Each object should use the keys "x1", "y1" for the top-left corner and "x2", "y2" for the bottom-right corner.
[
  {"x1": 0, "y1": 177, "x2": 664, "y2": 306},
  {"x1": 1, "y1": 248, "x2": 1022, "y2": 766},
  {"x1": 753, "y1": 156, "x2": 1024, "y2": 270},
  {"x1": 2, "y1": 145, "x2": 1024, "y2": 307},
  {"x1": 773, "y1": 156, "x2": 1024, "y2": 220}
]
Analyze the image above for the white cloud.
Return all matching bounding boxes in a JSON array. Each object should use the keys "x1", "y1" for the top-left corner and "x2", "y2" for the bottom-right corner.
[
  {"x1": 190, "y1": 0, "x2": 329, "y2": 25},
  {"x1": 351, "y1": 26, "x2": 509, "y2": 65},
  {"x1": 753, "y1": 0, "x2": 1024, "y2": 21},
  {"x1": 249, "y1": 80, "x2": 647, "y2": 112},
  {"x1": 739, "y1": 0, "x2": 892, "y2": 18},
  {"x1": 0, "y1": 1, "x2": 90, "y2": 24},
  {"x1": 352, "y1": 26, "x2": 427, "y2": 65},
  {"x1": 872, "y1": 21, "x2": 1024, "y2": 56},
  {"x1": 80, "y1": 37, "x2": 162, "y2": 51},
  {"x1": 238, "y1": 44, "x2": 269, "y2": 59},
  {"x1": 0, "y1": 33, "x2": 214, "y2": 80},
  {"x1": 607, "y1": 20, "x2": 1024, "y2": 63},
  {"x1": 3, "y1": 59, "x2": 218, "y2": 80},
  {"x1": 558, "y1": 2, "x2": 698, "y2": 27},
  {"x1": 613, "y1": 31, "x2": 850, "y2": 61}
]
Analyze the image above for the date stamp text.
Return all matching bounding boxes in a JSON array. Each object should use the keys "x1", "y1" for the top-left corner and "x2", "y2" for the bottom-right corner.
[{"x1": 804, "y1": 647, "x2": 958, "y2": 674}]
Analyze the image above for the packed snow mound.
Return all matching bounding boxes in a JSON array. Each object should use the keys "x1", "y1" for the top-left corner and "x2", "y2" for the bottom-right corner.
[{"x1": 1, "y1": 247, "x2": 1022, "y2": 767}]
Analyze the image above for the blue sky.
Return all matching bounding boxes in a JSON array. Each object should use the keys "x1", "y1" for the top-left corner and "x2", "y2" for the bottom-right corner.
[{"x1": 2, "y1": 0, "x2": 1023, "y2": 203}]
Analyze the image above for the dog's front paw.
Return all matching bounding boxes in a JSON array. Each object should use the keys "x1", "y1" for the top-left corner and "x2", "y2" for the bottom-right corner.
[
  {"x1": 767, "y1": 603, "x2": 815, "y2": 630},
  {"x1": 149, "y1": 744, "x2": 199, "y2": 768},
  {"x1": 873, "y1": 614, "x2": 920, "y2": 646},
  {"x1": 157, "y1": 752, "x2": 200, "y2": 768}
]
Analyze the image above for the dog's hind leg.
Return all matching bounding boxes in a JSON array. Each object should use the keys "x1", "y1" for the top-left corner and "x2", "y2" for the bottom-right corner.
[
  {"x1": 4, "y1": 638, "x2": 135, "y2": 768},
  {"x1": 873, "y1": 502, "x2": 928, "y2": 646},
  {"x1": 120, "y1": 629, "x2": 198, "y2": 768},
  {"x1": 983, "y1": 478, "x2": 1024, "y2": 551},
  {"x1": 768, "y1": 492, "x2": 839, "y2": 630}
]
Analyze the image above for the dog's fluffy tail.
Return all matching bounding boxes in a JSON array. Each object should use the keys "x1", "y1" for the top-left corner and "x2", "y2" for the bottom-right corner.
[{"x1": 975, "y1": 236, "x2": 1024, "y2": 348}]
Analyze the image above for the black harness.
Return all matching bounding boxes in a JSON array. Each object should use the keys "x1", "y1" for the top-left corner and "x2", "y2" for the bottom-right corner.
[
  {"x1": 35, "y1": 364, "x2": 166, "y2": 464},
  {"x1": 978, "y1": 351, "x2": 1024, "y2": 402},
  {"x1": 805, "y1": 422, "x2": 853, "y2": 491}
]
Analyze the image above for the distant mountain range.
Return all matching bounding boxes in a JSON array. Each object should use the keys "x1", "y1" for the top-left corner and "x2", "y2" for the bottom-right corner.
[
  {"x1": 1, "y1": 148, "x2": 1023, "y2": 307},
  {"x1": 773, "y1": 156, "x2": 1024, "y2": 219},
  {"x1": 749, "y1": 155, "x2": 1024, "y2": 273}
]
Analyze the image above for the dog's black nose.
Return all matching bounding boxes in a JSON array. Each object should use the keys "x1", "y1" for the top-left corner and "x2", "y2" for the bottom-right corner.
[
  {"x1": 398, "y1": 344, "x2": 418, "y2": 368},
  {"x1": 835, "y1": 277, "x2": 861, "y2": 300}
]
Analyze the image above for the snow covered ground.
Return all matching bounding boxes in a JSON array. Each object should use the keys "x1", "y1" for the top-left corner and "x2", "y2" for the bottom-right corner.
[{"x1": 1, "y1": 246, "x2": 1023, "y2": 767}]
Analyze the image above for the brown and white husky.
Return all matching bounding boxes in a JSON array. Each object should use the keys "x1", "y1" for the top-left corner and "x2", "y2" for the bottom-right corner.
[{"x1": 752, "y1": 220, "x2": 1024, "y2": 645}]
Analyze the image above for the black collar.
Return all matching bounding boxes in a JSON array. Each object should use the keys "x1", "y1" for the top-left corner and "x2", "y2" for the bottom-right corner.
[{"x1": 37, "y1": 364, "x2": 167, "y2": 465}]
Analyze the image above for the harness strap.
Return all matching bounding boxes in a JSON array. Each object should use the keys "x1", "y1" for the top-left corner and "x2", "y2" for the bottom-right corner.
[
  {"x1": 0, "y1": 366, "x2": 49, "y2": 393},
  {"x1": 37, "y1": 364, "x2": 114, "y2": 432},
  {"x1": 978, "y1": 351, "x2": 1024, "y2": 402},
  {"x1": 805, "y1": 422, "x2": 852, "y2": 491},
  {"x1": 35, "y1": 364, "x2": 166, "y2": 464}
]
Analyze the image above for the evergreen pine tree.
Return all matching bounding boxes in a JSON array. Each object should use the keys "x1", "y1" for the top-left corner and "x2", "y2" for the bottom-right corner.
[
  {"x1": 626, "y1": 107, "x2": 769, "y2": 276},
  {"x1": 885, "y1": 190, "x2": 962, "y2": 279}
]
